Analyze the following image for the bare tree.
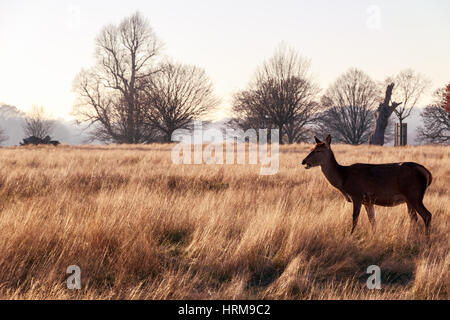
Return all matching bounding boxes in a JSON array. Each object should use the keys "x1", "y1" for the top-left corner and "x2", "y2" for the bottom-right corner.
[
  {"x1": 417, "y1": 85, "x2": 450, "y2": 144},
  {"x1": 23, "y1": 105, "x2": 55, "y2": 139},
  {"x1": 317, "y1": 68, "x2": 380, "y2": 145},
  {"x1": 227, "y1": 90, "x2": 273, "y2": 143},
  {"x1": 232, "y1": 45, "x2": 320, "y2": 144},
  {"x1": 389, "y1": 69, "x2": 430, "y2": 127},
  {"x1": 230, "y1": 90, "x2": 269, "y2": 131},
  {"x1": 144, "y1": 62, "x2": 218, "y2": 142},
  {"x1": 73, "y1": 12, "x2": 162, "y2": 143},
  {"x1": 284, "y1": 101, "x2": 321, "y2": 143}
]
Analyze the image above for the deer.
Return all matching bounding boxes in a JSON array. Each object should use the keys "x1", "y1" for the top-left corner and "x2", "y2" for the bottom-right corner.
[{"x1": 301, "y1": 135, "x2": 433, "y2": 237}]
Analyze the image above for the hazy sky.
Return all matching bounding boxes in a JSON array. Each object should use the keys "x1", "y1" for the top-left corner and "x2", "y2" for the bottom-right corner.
[{"x1": 1, "y1": 0, "x2": 449, "y2": 120}]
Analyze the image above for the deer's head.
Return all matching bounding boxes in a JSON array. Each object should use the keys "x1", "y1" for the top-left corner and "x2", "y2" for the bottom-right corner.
[{"x1": 301, "y1": 135, "x2": 332, "y2": 169}]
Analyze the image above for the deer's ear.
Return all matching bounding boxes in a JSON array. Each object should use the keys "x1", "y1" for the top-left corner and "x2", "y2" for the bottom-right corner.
[
  {"x1": 314, "y1": 136, "x2": 322, "y2": 144},
  {"x1": 325, "y1": 135, "x2": 332, "y2": 145}
]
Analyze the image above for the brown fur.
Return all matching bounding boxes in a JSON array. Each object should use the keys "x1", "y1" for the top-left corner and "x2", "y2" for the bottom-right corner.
[{"x1": 302, "y1": 135, "x2": 433, "y2": 237}]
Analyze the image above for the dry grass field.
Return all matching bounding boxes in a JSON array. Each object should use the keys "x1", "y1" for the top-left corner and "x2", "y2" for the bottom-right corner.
[{"x1": 0, "y1": 143, "x2": 448, "y2": 299}]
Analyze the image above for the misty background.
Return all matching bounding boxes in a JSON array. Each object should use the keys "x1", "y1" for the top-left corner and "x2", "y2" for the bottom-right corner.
[
  {"x1": 0, "y1": 103, "x2": 88, "y2": 145},
  {"x1": 0, "y1": 102, "x2": 424, "y2": 146}
]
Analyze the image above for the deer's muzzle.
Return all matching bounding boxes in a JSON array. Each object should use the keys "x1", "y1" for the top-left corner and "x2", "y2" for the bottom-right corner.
[{"x1": 301, "y1": 159, "x2": 311, "y2": 169}]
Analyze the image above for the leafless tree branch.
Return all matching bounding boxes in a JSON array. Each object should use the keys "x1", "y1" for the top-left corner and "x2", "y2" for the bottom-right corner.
[
  {"x1": 231, "y1": 45, "x2": 320, "y2": 144},
  {"x1": 72, "y1": 11, "x2": 162, "y2": 143},
  {"x1": 417, "y1": 85, "x2": 450, "y2": 144},
  {"x1": 143, "y1": 62, "x2": 218, "y2": 142},
  {"x1": 22, "y1": 105, "x2": 55, "y2": 140},
  {"x1": 316, "y1": 68, "x2": 380, "y2": 145}
]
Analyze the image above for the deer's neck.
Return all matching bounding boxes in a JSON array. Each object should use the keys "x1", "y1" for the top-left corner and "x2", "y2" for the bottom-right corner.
[{"x1": 320, "y1": 151, "x2": 344, "y2": 189}]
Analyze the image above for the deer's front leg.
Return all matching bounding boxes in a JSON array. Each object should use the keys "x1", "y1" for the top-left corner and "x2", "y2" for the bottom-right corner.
[{"x1": 350, "y1": 197, "x2": 362, "y2": 234}]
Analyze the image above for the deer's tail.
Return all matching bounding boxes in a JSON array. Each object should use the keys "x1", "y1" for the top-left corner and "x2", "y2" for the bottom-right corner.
[{"x1": 416, "y1": 164, "x2": 433, "y2": 188}]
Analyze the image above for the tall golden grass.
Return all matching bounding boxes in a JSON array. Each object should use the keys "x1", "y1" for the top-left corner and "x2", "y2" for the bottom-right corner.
[{"x1": 0, "y1": 143, "x2": 448, "y2": 299}]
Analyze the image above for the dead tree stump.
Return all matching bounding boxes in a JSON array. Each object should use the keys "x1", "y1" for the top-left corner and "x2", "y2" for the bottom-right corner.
[{"x1": 369, "y1": 83, "x2": 402, "y2": 146}]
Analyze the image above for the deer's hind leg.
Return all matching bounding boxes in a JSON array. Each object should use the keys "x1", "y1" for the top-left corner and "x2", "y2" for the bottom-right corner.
[
  {"x1": 364, "y1": 204, "x2": 376, "y2": 232},
  {"x1": 406, "y1": 199, "x2": 432, "y2": 238},
  {"x1": 411, "y1": 201, "x2": 432, "y2": 237},
  {"x1": 350, "y1": 197, "x2": 362, "y2": 235},
  {"x1": 406, "y1": 203, "x2": 419, "y2": 235},
  {"x1": 407, "y1": 203, "x2": 418, "y2": 224}
]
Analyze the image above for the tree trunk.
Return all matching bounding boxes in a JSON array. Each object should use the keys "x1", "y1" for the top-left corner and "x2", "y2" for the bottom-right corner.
[
  {"x1": 165, "y1": 130, "x2": 173, "y2": 143},
  {"x1": 278, "y1": 124, "x2": 284, "y2": 145},
  {"x1": 286, "y1": 126, "x2": 294, "y2": 144},
  {"x1": 369, "y1": 83, "x2": 402, "y2": 146},
  {"x1": 399, "y1": 118, "x2": 404, "y2": 146}
]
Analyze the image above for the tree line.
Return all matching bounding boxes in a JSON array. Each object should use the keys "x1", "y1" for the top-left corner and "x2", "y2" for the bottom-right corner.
[
  {"x1": 231, "y1": 47, "x2": 447, "y2": 145},
  {"x1": 71, "y1": 12, "x2": 447, "y2": 145},
  {"x1": 2, "y1": 12, "x2": 448, "y2": 146}
]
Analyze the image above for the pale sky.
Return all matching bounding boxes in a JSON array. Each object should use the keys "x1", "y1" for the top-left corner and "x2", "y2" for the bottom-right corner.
[{"x1": 0, "y1": 0, "x2": 449, "y2": 120}]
